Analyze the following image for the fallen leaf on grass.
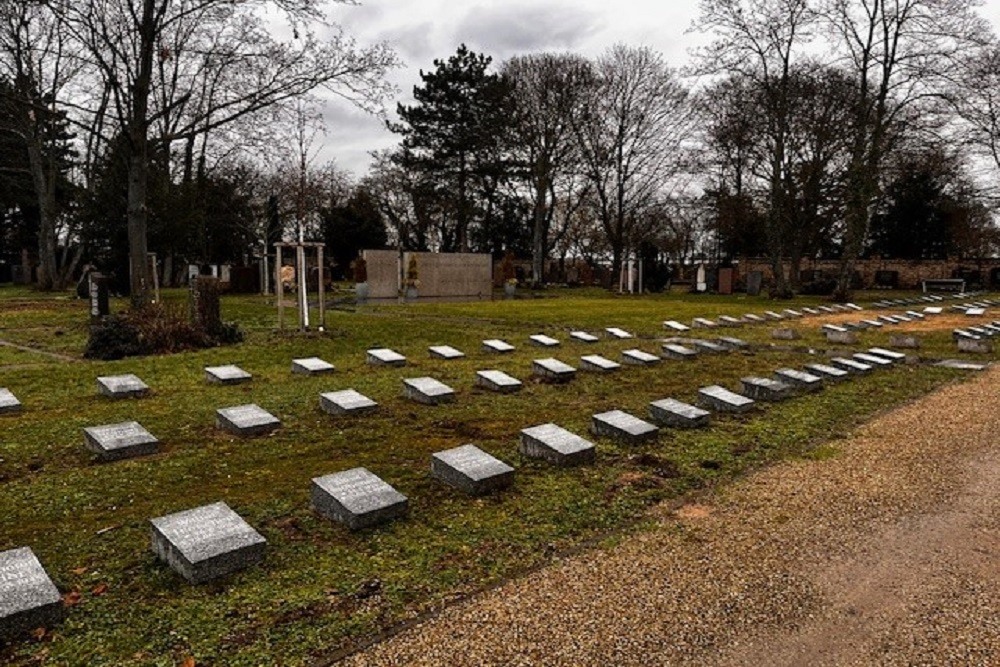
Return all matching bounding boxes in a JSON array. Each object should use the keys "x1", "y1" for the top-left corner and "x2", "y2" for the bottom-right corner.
[
  {"x1": 91, "y1": 583, "x2": 108, "y2": 596},
  {"x1": 180, "y1": 656, "x2": 196, "y2": 667},
  {"x1": 62, "y1": 591, "x2": 82, "y2": 606}
]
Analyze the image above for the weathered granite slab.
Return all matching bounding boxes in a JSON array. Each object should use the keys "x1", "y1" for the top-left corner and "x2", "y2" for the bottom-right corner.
[
  {"x1": 291, "y1": 357, "x2": 335, "y2": 375},
  {"x1": 822, "y1": 324, "x2": 847, "y2": 333},
  {"x1": 772, "y1": 328, "x2": 801, "y2": 340},
  {"x1": 773, "y1": 368, "x2": 823, "y2": 392},
  {"x1": 367, "y1": 348, "x2": 407, "y2": 366},
  {"x1": 319, "y1": 389, "x2": 378, "y2": 416},
  {"x1": 690, "y1": 339, "x2": 727, "y2": 354},
  {"x1": 818, "y1": 306, "x2": 836, "y2": 314},
  {"x1": 923, "y1": 307, "x2": 944, "y2": 315},
  {"x1": 580, "y1": 355, "x2": 621, "y2": 373},
  {"x1": 853, "y1": 352, "x2": 893, "y2": 367},
  {"x1": 691, "y1": 318, "x2": 718, "y2": 329},
  {"x1": 802, "y1": 307, "x2": 820, "y2": 315},
  {"x1": 97, "y1": 374, "x2": 150, "y2": 398},
  {"x1": 861, "y1": 319, "x2": 885, "y2": 328},
  {"x1": 150, "y1": 501, "x2": 266, "y2": 584},
  {"x1": 475, "y1": 370, "x2": 523, "y2": 393},
  {"x1": 84, "y1": 421, "x2": 159, "y2": 461},
  {"x1": 519, "y1": 423, "x2": 595, "y2": 466},
  {"x1": 764, "y1": 310, "x2": 786, "y2": 320},
  {"x1": 0, "y1": 547, "x2": 64, "y2": 641},
  {"x1": 482, "y1": 339, "x2": 515, "y2": 354},
  {"x1": 966, "y1": 307, "x2": 986, "y2": 317},
  {"x1": 311, "y1": 467, "x2": 407, "y2": 530},
  {"x1": 529, "y1": 334, "x2": 560, "y2": 347},
  {"x1": 661, "y1": 343, "x2": 697, "y2": 360},
  {"x1": 532, "y1": 357, "x2": 576, "y2": 382},
  {"x1": 402, "y1": 377, "x2": 455, "y2": 404},
  {"x1": 431, "y1": 444, "x2": 514, "y2": 495},
  {"x1": 648, "y1": 398, "x2": 710, "y2": 428},
  {"x1": 806, "y1": 363, "x2": 850, "y2": 381},
  {"x1": 204, "y1": 365, "x2": 252, "y2": 385},
  {"x1": 428, "y1": 345, "x2": 465, "y2": 360},
  {"x1": 743, "y1": 313, "x2": 765, "y2": 323},
  {"x1": 716, "y1": 336, "x2": 749, "y2": 350},
  {"x1": 621, "y1": 349, "x2": 660, "y2": 366},
  {"x1": 878, "y1": 315, "x2": 898, "y2": 324},
  {"x1": 904, "y1": 311, "x2": 926, "y2": 320},
  {"x1": 782, "y1": 309, "x2": 803, "y2": 318},
  {"x1": 717, "y1": 315, "x2": 743, "y2": 327},
  {"x1": 0, "y1": 388, "x2": 22, "y2": 415},
  {"x1": 216, "y1": 404, "x2": 281, "y2": 436},
  {"x1": 591, "y1": 410, "x2": 658, "y2": 444},
  {"x1": 605, "y1": 327, "x2": 634, "y2": 339},
  {"x1": 935, "y1": 359, "x2": 989, "y2": 370},
  {"x1": 869, "y1": 347, "x2": 908, "y2": 362},
  {"x1": 663, "y1": 320, "x2": 691, "y2": 332},
  {"x1": 953, "y1": 329, "x2": 979, "y2": 341},
  {"x1": 830, "y1": 357, "x2": 874, "y2": 374},
  {"x1": 698, "y1": 385, "x2": 754, "y2": 413},
  {"x1": 958, "y1": 337, "x2": 993, "y2": 353},
  {"x1": 825, "y1": 329, "x2": 859, "y2": 345},
  {"x1": 570, "y1": 331, "x2": 600, "y2": 343},
  {"x1": 740, "y1": 376, "x2": 794, "y2": 401},
  {"x1": 845, "y1": 303, "x2": 863, "y2": 311}
]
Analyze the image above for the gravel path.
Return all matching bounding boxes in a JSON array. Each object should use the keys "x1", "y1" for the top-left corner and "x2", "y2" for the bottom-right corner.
[{"x1": 341, "y1": 367, "x2": 1000, "y2": 666}]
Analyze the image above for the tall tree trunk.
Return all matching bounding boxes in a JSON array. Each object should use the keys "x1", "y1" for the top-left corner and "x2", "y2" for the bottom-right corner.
[
  {"x1": 531, "y1": 176, "x2": 548, "y2": 287},
  {"x1": 25, "y1": 139, "x2": 58, "y2": 290}
]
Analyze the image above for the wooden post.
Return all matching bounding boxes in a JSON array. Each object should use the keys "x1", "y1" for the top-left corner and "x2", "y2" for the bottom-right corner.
[
  {"x1": 276, "y1": 244, "x2": 284, "y2": 330},
  {"x1": 297, "y1": 243, "x2": 309, "y2": 330},
  {"x1": 317, "y1": 245, "x2": 325, "y2": 331}
]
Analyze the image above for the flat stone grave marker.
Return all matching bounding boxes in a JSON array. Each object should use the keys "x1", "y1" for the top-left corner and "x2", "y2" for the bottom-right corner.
[
  {"x1": 570, "y1": 331, "x2": 600, "y2": 343},
  {"x1": 690, "y1": 339, "x2": 727, "y2": 354},
  {"x1": 519, "y1": 423, "x2": 595, "y2": 466},
  {"x1": 935, "y1": 359, "x2": 989, "y2": 371},
  {"x1": 904, "y1": 311, "x2": 926, "y2": 319},
  {"x1": 782, "y1": 309, "x2": 803, "y2": 318},
  {"x1": 861, "y1": 319, "x2": 884, "y2": 328},
  {"x1": 204, "y1": 365, "x2": 252, "y2": 385},
  {"x1": 825, "y1": 329, "x2": 858, "y2": 345},
  {"x1": 691, "y1": 318, "x2": 718, "y2": 329},
  {"x1": 0, "y1": 388, "x2": 22, "y2": 415},
  {"x1": 529, "y1": 334, "x2": 560, "y2": 347},
  {"x1": 830, "y1": 357, "x2": 874, "y2": 375},
  {"x1": 216, "y1": 404, "x2": 281, "y2": 436},
  {"x1": 822, "y1": 323, "x2": 847, "y2": 332},
  {"x1": 984, "y1": 324, "x2": 1000, "y2": 336},
  {"x1": 661, "y1": 343, "x2": 697, "y2": 360},
  {"x1": 402, "y1": 377, "x2": 455, "y2": 405},
  {"x1": 482, "y1": 339, "x2": 515, "y2": 354},
  {"x1": 966, "y1": 307, "x2": 986, "y2": 317},
  {"x1": 698, "y1": 385, "x2": 755, "y2": 413},
  {"x1": 889, "y1": 333, "x2": 921, "y2": 348},
  {"x1": 717, "y1": 315, "x2": 743, "y2": 327},
  {"x1": 621, "y1": 349, "x2": 660, "y2": 366},
  {"x1": 853, "y1": 353, "x2": 893, "y2": 368},
  {"x1": 772, "y1": 328, "x2": 800, "y2": 340},
  {"x1": 958, "y1": 338, "x2": 993, "y2": 353},
  {"x1": 291, "y1": 357, "x2": 334, "y2": 375},
  {"x1": 968, "y1": 327, "x2": 990, "y2": 336},
  {"x1": 0, "y1": 547, "x2": 63, "y2": 641},
  {"x1": 806, "y1": 363, "x2": 850, "y2": 381},
  {"x1": 311, "y1": 467, "x2": 407, "y2": 530},
  {"x1": 428, "y1": 345, "x2": 465, "y2": 360},
  {"x1": 740, "y1": 376, "x2": 793, "y2": 401},
  {"x1": 367, "y1": 348, "x2": 406, "y2": 367},
  {"x1": 801, "y1": 307, "x2": 820, "y2": 315},
  {"x1": 320, "y1": 389, "x2": 378, "y2": 416},
  {"x1": 818, "y1": 306, "x2": 836, "y2": 313},
  {"x1": 773, "y1": 368, "x2": 823, "y2": 392},
  {"x1": 605, "y1": 327, "x2": 634, "y2": 339},
  {"x1": 580, "y1": 355, "x2": 621, "y2": 373},
  {"x1": 431, "y1": 444, "x2": 514, "y2": 495},
  {"x1": 591, "y1": 409, "x2": 658, "y2": 444},
  {"x1": 150, "y1": 501, "x2": 266, "y2": 584},
  {"x1": 868, "y1": 347, "x2": 907, "y2": 362},
  {"x1": 895, "y1": 314, "x2": 913, "y2": 322},
  {"x1": 663, "y1": 320, "x2": 691, "y2": 332},
  {"x1": 532, "y1": 357, "x2": 576, "y2": 383},
  {"x1": 84, "y1": 421, "x2": 159, "y2": 461},
  {"x1": 475, "y1": 370, "x2": 523, "y2": 393},
  {"x1": 842, "y1": 322, "x2": 862, "y2": 330},
  {"x1": 97, "y1": 374, "x2": 150, "y2": 398},
  {"x1": 716, "y1": 336, "x2": 748, "y2": 350},
  {"x1": 845, "y1": 303, "x2": 863, "y2": 311},
  {"x1": 764, "y1": 310, "x2": 786, "y2": 320},
  {"x1": 743, "y1": 313, "x2": 765, "y2": 323},
  {"x1": 648, "y1": 398, "x2": 710, "y2": 428},
  {"x1": 953, "y1": 329, "x2": 979, "y2": 341}
]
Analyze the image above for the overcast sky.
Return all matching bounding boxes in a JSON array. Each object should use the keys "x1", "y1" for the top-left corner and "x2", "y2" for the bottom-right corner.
[{"x1": 318, "y1": 0, "x2": 1000, "y2": 179}]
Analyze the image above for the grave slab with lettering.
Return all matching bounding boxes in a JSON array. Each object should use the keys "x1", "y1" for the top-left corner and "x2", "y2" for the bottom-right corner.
[
  {"x1": 529, "y1": 334, "x2": 560, "y2": 347},
  {"x1": 663, "y1": 320, "x2": 691, "y2": 332},
  {"x1": 320, "y1": 389, "x2": 378, "y2": 416},
  {"x1": 431, "y1": 444, "x2": 514, "y2": 495},
  {"x1": 690, "y1": 339, "x2": 727, "y2": 354},
  {"x1": 216, "y1": 404, "x2": 281, "y2": 436},
  {"x1": 482, "y1": 339, "x2": 515, "y2": 354},
  {"x1": 519, "y1": 423, "x2": 595, "y2": 466},
  {"x1": 311, "y1": 467, "x2": 407, "y2": 530},
  {"x1": 648, "y1": 398, "x2": 710, "y2": 428},
  {"x1": 428, "y1": 345, "x2": 465, "y2": 360},
  {"x1": 661, "y1": 343, "x2": 697, "y2": 360},
  {"x1": 772, "y1": 328, "x2": 801, "y2": 341},
  {"x1": 698, "y1": 385, "x2": 755, "y2": 413},
  {"x1": 366, "y1": 348, "x2": 407, "y2": 367},
  {"x1": 621, "y1": 349, "x2": 660, "y2": 366},
  {"x1": 0, "y1": 547, "x2": 64, "y2": 641},
  {"x1": 291, "y1": 357, "x2": 335, "y2": 375},
  {"x1": 691, "y1": 318, "x2": 718, "y2": 329},
  {"x1": 853, "y1": 352, "x2": 892, "y2": 368},
  {"x1": 740, "y1": 376, "x2": 793, "y2": 401},
  {"x1": 806, "y1": 363, "x2": 850, "y2": 381},
  {"x1": 150, "y1": 501, "x2": 266, "y2": 584},
  {"x1": 0, "y1": 388, "x2": 22, "y2": 415},
  {"x1": 532, "y1": 357, "x2": 576, "y2": 383},
  {"x1": 580, "y1": 355, "x2": 621, "y2": 373},
  {"x1": 868, "y1": 347, "x2": 907, "y2": 363},
  {"x1": 591, "y1": 410, "x2": 658, "y2": 444},
  {"x1": 204, "y1": 365, "x2": 252, "y2": 385},
  {"x1": 605, "y1": 327, "x2": 634, "y2": 339},
  {"x1": 830, "y1": 357, "x2": 874, "y2": 374},
  {"x1": 570, "y1": 331, "x2": 600, "y2": 343},
  {"x1": 97, "y1": 374, "x2": 150, "y2": 399},
  {"x1": 402, "y1": 377, "x2": 455, "y2": 405},
  {"x1": 84, "y1": 421, "x2": 159, "y2": 461},
  {"x1": 475, "y1": 370, "x2": 523, "y2": 393},
  {"x1": 773, "y1": 369, "x2": 823, "y2": 393}
]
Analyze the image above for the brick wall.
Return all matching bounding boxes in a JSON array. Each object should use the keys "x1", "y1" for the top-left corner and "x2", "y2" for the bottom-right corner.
[{"x1": 738, "y1": 257, "x2": 1000, "y2": 289}]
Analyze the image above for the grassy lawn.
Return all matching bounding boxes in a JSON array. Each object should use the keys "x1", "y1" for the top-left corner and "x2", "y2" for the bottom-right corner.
[{"x1": 0, "y1": 285, "x2": 995, "y2": 666}]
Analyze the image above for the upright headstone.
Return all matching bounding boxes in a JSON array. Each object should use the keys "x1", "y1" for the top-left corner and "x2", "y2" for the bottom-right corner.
[
  {"x1": 648, "y1": 398, "x2": 710, "y2": 428},
  {"x1": 0, "y1": 388, "x2": 22, "y2": 415},
  {"x1": 204, "y1": 365, "x2": 252, "y2": 385},
  {"x1": 824, "y1": 328, "x2": 858, "y2": 345},
  {"x1": 150, "y1": 502, "x2": 266, "y2": 584},
  {"x1": 431, "y1": 444, "x2": 514, "y2": 495},
  {"x1": 215, "y1": 404, "x2": 281, "y2": 436},
  {"x1": 83, "y1": 421, "x2": 159, "y2": 461},
  {"x1": 319, "y1": 389, "x2": 378, "y2": 416},
  {"x1": 97, "y1": 374, "x2": 150, "y2": 399},
  {"x1": 402, "y1": 377, "x2": 455, "y2": 405},
  {"x1": 591, "y1": 410, "x2": 658, "y2": 444},
  {"x1": 519, "y1": 424, "x2": 595, "y2": 466},
  {"x1": 88, "y1": 273, "x2": 109, "y2": 324},
  {"x1": 291, "y1": 358, "x2": 335, "y2": 375},
  {"x1": 0, "y1": 547, "x2": 64, "y2": 641},
  {"x1": 746, "y1": 270, "x2": 763, "y2": 296},
  {"x1": 311, "y1": 468, "x2": 408, "y2": 529},
  {"x1": 475, "y1": 370, "x2": 523, "y2": 393}
]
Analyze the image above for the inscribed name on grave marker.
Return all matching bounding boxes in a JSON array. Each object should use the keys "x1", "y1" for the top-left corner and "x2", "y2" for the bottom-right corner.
[
  {"x1": 698, "y1": 385, "x2": 755, "y2": 413},
  {"x1": 475, "y1": 370, "x2": 523, "y2": 393},
  {"x1": 311, "y1": 468, "x2": 407, "y2": 530},
  {"x1": 84, "y1": 421, "x2": 159, "y2": 461},
  {"x1": 320, "y1": 389, "x2": 378, "y2": 416},
  {"x1": 740, "y1": 377, "x2": 793, "y2": 401},
  {"x1": 0, "y1": 547, "x2": 64, "y2": 641},
  {"x1": 591, "y1": 410, "x2": 658, "y2": 444},
  {"x1": 97, "y1": 374, "x2": 149, "y2": 399},
  {"x1": 773, "y1": 368, "x2": 823, "y2": 392},
  {"x1": 648, "y1": 398, "x2": 710, "y2": 428},
  {"x1": 431, "y1": 444, "x2": 514, "y2": 495},
  {"x1": 204, "y1": 365, "x2": 252, "y2": 385},
  {"x1": 216, "y1": 404, "x2": 281, "y2": 436},
  {"x1": 519, "y1": 423, "x2": 595, "y2": 466},
  {"x1": 402, "y1": 377, "x2": 455, "y2": 405}
]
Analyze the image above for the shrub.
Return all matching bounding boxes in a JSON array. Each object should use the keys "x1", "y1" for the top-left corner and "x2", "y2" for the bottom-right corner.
[{"x1": 84, "y1": 314, "x2": 150, "y2": 360}]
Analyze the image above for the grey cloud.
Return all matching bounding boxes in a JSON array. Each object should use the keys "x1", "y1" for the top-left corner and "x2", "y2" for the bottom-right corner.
[
  {"x1": 454, "y1": 3, "x2": 602, "y2": 61},
  {"x1": 377, "y1": 22, "x2": 435, "y2": 65}
]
